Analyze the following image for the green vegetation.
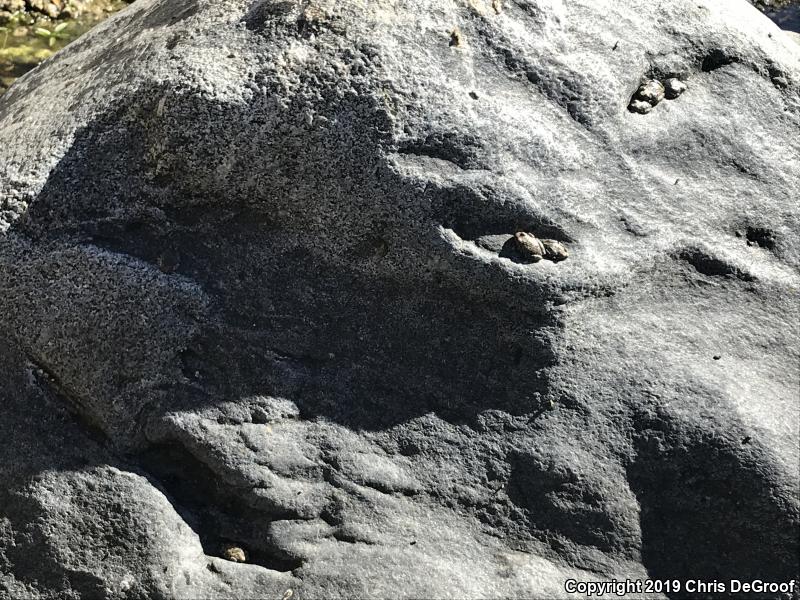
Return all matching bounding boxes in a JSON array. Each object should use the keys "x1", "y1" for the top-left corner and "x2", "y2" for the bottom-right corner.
[
  {"x1": 0, "y1": 1, "x2": 131, "y2": 96},
  {"x1": 35, "y1": 22, "x2": 71, "y2": 48}
]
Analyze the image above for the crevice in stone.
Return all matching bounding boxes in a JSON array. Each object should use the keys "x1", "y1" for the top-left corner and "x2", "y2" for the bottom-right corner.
[
  {"x1": 745, "y1": 226, "x2": 777, "y2": 251},
  {"x1": 25, "y1": 354, "x2": 110, "y2": 447},
  {"x1": 700, "y1": 49, "x2": 738, "y2": 73},
  {"x1": 396, "y1": 132, "x2": 485, "y2": 171},
  {"x1": 677, "y1": 248, "x2": 755, "y2": 281},
  {"x1": 428, "y1": 184, "x2": 571, "y2": 246},
  {"x1": 133, "y1": 441, "x2": 306, "y2": 573}
]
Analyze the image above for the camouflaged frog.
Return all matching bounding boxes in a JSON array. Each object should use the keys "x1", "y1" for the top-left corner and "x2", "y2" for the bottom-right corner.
[
  {"x1": 221, "y1": 544, "x2": 247, "y2": 563},
  {"x1": 513, "y1": 232, "x2": 569, "y2": 263}
]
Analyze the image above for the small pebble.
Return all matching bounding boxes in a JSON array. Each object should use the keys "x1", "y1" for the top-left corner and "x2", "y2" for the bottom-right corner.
[{"x1": 663, "y1": 78, "x2": 688, "y2": 99}]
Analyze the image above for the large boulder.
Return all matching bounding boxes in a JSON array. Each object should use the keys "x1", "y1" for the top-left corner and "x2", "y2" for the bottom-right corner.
[{"x1": 1, "y1": 0, "x2": 798, "y2": 597}]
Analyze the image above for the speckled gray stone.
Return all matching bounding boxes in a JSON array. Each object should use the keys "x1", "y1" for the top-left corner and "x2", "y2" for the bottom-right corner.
[{"x1": 1, "y1": 0, "x2": 799, "y2": 598}]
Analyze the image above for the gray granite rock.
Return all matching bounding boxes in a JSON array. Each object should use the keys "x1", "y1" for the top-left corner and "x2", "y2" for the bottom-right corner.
[{"x1": 1, "y1": 0, "x2": 799, "y2": 598}]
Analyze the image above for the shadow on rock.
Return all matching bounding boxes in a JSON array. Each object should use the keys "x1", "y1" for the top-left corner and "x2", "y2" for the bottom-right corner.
[
  {"x1": 628, "y1": 407, "x2": 799, "y2": 599},
  {"x1": 11, "y1": 82, "x2": 562, "y2": 437}
]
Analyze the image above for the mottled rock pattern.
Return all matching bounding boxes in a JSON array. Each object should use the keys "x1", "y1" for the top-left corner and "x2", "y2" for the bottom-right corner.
[{"x1": 0, "y1": 0, "x2": 799, "y2": 598}]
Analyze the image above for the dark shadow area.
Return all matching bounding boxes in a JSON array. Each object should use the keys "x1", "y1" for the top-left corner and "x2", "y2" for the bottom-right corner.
[
  {"x1": 700, "y1": 49, "x2": 739, "y2": 73},
  {"x1": 12, "y1": 80, "x2": 562, "y2": 434},
  {"x1": 506, "y1": 450, "x2": 633, "y2": 557},
  {"x1": 397, "y1": 132, "x2": 488, "y2": 170},
  {"x1": 0, "y1": 339, "x2": 126, "y2": 597},
  {"x1": 628, "y1": 408, "x2": 800, "y2": 599},
  {"x1": 745, "y1": 225, "x2": 777, "y2": 250},
  {"x1": 0, "y1": 73, "x2": 572, "y2": 591},
  {"x1": 678, "y1": 248, "x2": 755, "y2": 281},
  {"x1": 137, "y1": 442, "x2": 304, "y2": 572}
]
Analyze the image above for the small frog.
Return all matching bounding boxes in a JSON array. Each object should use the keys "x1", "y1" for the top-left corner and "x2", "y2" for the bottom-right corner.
[
  {"x1": 513, "y1": 232, "x2": 569, "y2": 263},
  {"x1": 628, "y1": 79, "x2": 665, "y2": 113},
  {"x1": 514, "y1": 232, "x2": 546, "y2": 262},
  {"x1": 635, "y1": 80, "x2": 665, "y2": 105},
  {"x1": 541, "y1": 239, "x2": 570, "y2": 262},
  {"x1": 221, "y1": 544, "x2": 247, "y2": 563},
  {"x1": 628, "y1": 99, "x2": 653, "y2": 114},
  {"x1": 663, "y1": 78, "x2": 687, "y2": 99}
]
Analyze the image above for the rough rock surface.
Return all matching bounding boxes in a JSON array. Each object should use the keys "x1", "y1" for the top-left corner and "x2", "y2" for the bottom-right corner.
[{"x1": 1, "y1": 0, "x2": 799, "y2": 598}]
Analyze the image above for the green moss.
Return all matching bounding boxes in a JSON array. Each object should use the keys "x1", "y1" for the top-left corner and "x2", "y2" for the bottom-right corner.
[{"x1": 1, "y1": 43, "x2": 53, "y2": 64}]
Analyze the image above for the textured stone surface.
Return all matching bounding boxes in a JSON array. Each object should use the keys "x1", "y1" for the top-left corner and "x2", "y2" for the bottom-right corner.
[{"x1": 1, "y1": 0, "x2": 799, "y2": 598}]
